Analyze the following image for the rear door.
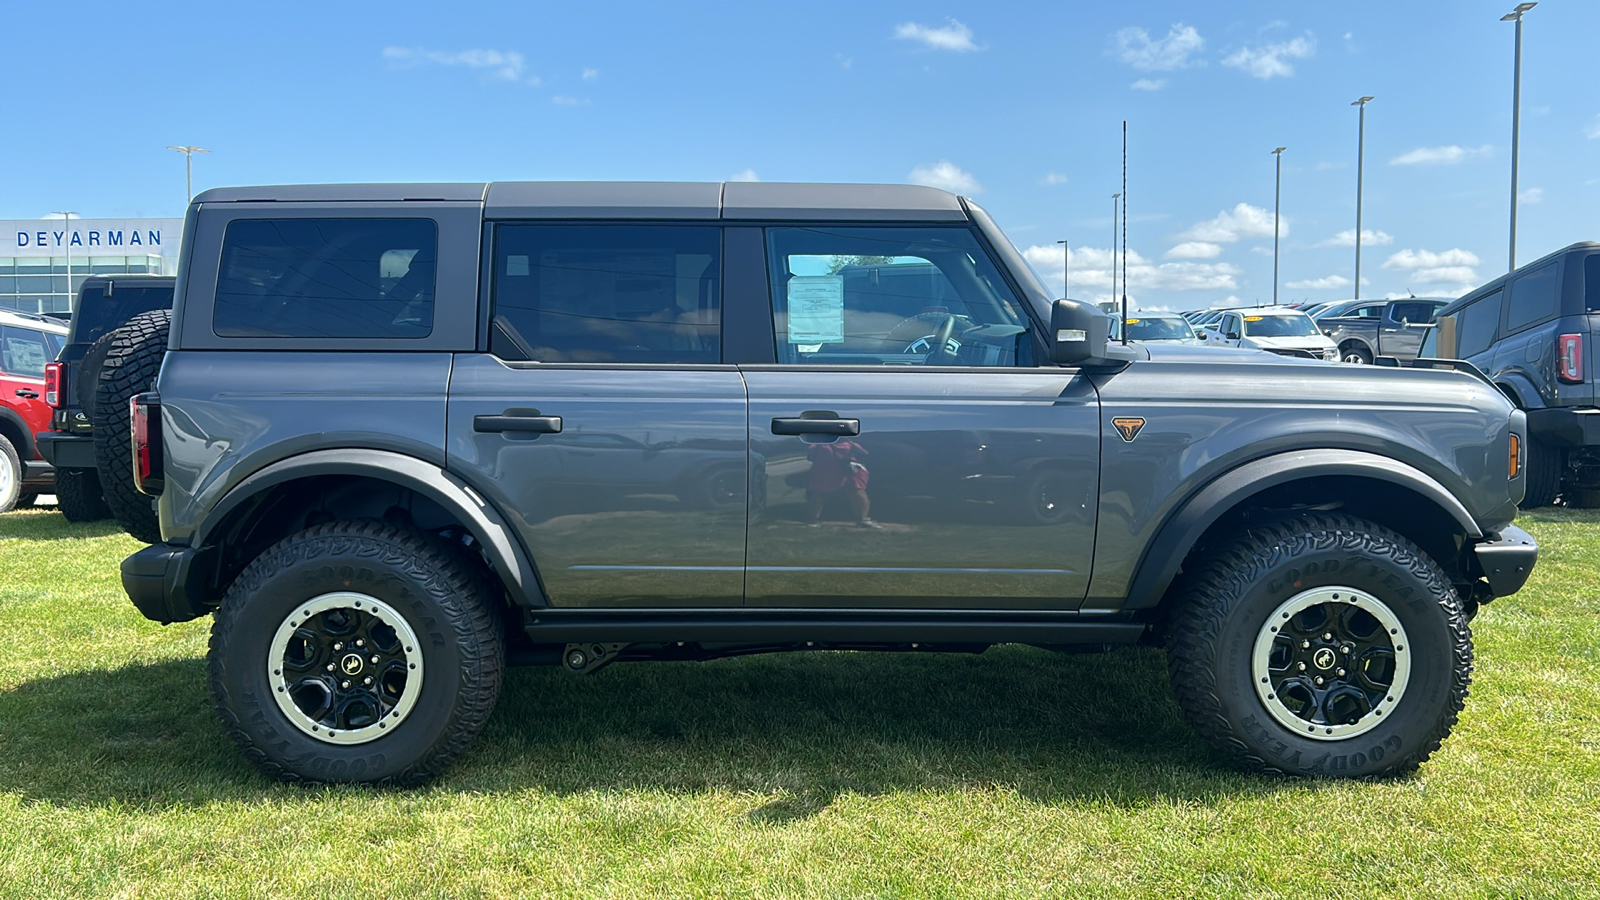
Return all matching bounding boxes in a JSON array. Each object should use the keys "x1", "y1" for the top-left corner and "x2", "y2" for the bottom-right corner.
[
  {"x1": 446, "y1": 223, "x2": 748, "y2": 608},
  {"x1": 740, "y1": 224, "x2": 1099, "y2": 609}
]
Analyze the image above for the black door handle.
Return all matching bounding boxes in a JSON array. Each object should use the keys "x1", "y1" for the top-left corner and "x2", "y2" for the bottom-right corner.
[
  {"x1": 15, "y1": 389, "x2": 38, "y2": 400},
  {"x1": 771, "y1": 417, "x2": 860, "y2": 437},
  {"x1": 474, "y1": 414, "x2": 563, "y2": 434}
]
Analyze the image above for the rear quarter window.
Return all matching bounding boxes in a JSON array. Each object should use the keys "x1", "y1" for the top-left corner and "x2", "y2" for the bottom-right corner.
[
  {"x1": 1455, "y1": 290, "x2": 1503, "y2": 358},
  {"x1": 1586, "y1": 255, "x2": 1600, "y2": 313},
  {"x1": 213, "y1": 218, "x2": 437, "y2": 339},
  {"x1": 1504, "y1": 261, "x2": 1559, "y2": 333}
]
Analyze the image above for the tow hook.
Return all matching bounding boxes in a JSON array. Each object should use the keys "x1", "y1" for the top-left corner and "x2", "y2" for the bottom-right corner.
[{"x1": 562, "y1": 642, "x2": 629, "y2": 675}]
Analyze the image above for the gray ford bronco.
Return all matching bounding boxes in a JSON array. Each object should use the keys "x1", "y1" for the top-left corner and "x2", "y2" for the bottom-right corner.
[{"x1": 120, "y1": 182, "x2": 1537, "y2": 784}]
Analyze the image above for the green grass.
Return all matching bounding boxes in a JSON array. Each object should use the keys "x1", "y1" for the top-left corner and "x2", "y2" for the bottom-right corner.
[{"x1": 1, "y1": 507, "x2": 1598, "y2": 898}]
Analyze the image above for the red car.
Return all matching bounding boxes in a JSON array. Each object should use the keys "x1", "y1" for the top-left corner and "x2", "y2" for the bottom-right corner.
[{"x1": 1, "y1": 309, "x2": 67, "y2": 512}]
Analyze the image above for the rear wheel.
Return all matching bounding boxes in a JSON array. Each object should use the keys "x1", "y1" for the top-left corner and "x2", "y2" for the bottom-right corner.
[
  {"x1": 1167, "y1": 513, "x2": 1470, "y2": 778},
  {"x1": 91, "y1": 309, "x2": 171, "y2": 542},
  {"x1": 209, "y1": 520, "x2": 505, "y2": 784},
  {"x1": 0, "y1": 435, "x2": 21, "y2": 513},
  {"x1": 54, "y1": 467, "x2": 112, "y2": 522},
  {"x1": 1522, "y1": 436, "x2": 1562, "y2": 508},
  {"x1": 1340, "y1": 345, "x2": 1373, "y2": 365}
]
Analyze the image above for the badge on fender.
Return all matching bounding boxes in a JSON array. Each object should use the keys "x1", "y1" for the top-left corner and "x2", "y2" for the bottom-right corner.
[{"x1": 1113, "y1": 417, "x2": 1146, "y2": 442}]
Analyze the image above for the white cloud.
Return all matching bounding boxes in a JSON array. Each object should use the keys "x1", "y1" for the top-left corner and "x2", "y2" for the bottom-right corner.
[
  {"x1": 1166, "y1": 241, "x2": 1222, "y2": 259},
  {"x1": 1390, "y1": 145, "x2": 1491, "y2": 166},
  {"x1": 582, "y1": 68, "x2": 599, "y2": 81},
  {"x1": 551, "y1": 95, "x2": 588, "y2": 106},
  {"x1": 382, "y1": 46, "x2": 538, "y2": 84},
  {"x1": 1179, "y1": 203, "x2": 1282, "y2": 243},
  {"x1": 1041, "y1": 172, "x2": 1069, "y2": 186},
  {"x1": 1286, "y1": 275, "x2": 1351, "y2": 290},
  {"x1": 1023, "y1": 244, "x2": 1238, "y2": 297},
  {"x1": 893, "y1": 18, "x2": 982, "y2": 52},
  {"x1": 836, "y1": 53, "x2": 853, "y2": 69},
  {"x1": 1222, "y1": 36, "x2": 1315, "y2": 79},
  {"x1": 1383, "y1": 248, "x2": 1480, "y2": 270},
  {"x1": 1318, "y1": 228, "x2": 1394, "y2": 248},
  {"x1": 1587, "y1": 115, "x2": 1600, "y2": 139},
  {"x1": 1520, "y1": 187, "x2": 1543, "y2": 204},
  {"x1": 1130, "y1": 78, "x2": 1166, "y2": 91},
  {"x1": 729, "y1": 168, "x2": 760, "y2": 182},
  {"x1": 908, "y1": 161, "x2": 982, "y2": 194},
  {"x1": 1113, "y1": 24, "x2": 1204, "y2": 72}
]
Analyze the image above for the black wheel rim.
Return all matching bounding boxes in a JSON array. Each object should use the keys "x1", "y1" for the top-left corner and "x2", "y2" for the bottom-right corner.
[
  {"x1": 1252, "y1": 586, "x2": 1411, "y2": 740},
  {"x1": 268, "y1": 592, "x2": 424, "y2": 745}
]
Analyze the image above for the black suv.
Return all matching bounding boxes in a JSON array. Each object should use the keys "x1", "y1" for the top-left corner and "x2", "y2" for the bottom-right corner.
[
  {"x1": 122, "y1": 181, "x2": 1535, "y2": 785},
  {"x1": 1421, "y1": 242, "x2": 1600, "y2": 506},
  {"x1": 36, "y1": 274, "x2": 174, "y2": 528}
]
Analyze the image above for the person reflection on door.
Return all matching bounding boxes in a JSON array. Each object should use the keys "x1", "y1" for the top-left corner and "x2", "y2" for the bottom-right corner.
[{"x1": 805, "y1": 439, "x2": 881, "y2": 528}]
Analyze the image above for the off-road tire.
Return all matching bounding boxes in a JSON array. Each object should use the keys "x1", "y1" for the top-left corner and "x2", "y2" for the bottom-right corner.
[
  {"x1": 91, "y1": 308, "x2": 170, "y2": 543},
  {"x1": 1522, "y1": 436, "x2": 1562, "y2": 509},
  {"x1": 1167, "y1": 513, "x2": 1471, "y2": 778},
  {"x1": 209, "y1": 520, "x2": 505, "y2": 785},
  {"x1": 54, "y1": 467, "x2": 112, "y2": 522},
  {"x1": 77, "y1": 330, "x2": 117, "y2": 413},
  {"x1": 0, "y1": 435, "x2": 21, "y2": 513}
]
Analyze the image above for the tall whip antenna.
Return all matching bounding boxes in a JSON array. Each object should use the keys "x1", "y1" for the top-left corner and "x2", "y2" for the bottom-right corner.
[{"x1": 1121, "y1": 121, "x2": 1129, "y2": 345}]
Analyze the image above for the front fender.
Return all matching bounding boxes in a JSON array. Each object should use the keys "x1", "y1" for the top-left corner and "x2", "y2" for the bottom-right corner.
[
  {"x1": 195, "y1": 448, "x2": 545, "y2": 606},
  {"x1": 1117, "y1": 448, "x2": 1481, "y2": 610}
]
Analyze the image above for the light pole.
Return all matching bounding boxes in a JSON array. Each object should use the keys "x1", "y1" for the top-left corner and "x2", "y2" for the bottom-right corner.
[
  {"x1": 1111, "y1": 193, "x2": 1120, "y2": 306},
  {"x1": 1502, "y1": 2, "x2": 1536, "y2": 272},
  {"x1": 1351, "y1": 97, "x2": 1373, "y2": 299},
  {"x1": 1271, "y1": 147, "x2": 1286, "y2": 307},
  {"x1": 51, "y1": 211, "x2": 76, "y2": 313},
  {"x1": 166, "y1": 145, "x2": 210, "y2": 203},
  {"x1": 1056, "y1": 239, "x2": 1070, "y2": 300}
]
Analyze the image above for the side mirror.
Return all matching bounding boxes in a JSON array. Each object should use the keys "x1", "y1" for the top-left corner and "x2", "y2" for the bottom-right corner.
[
  {"x1": 1225, "y1": 331, "x2": 1241, "y2": 341},
  {"x1": 1049, "y1": 298, "x2": 1109, "y2": 365}
]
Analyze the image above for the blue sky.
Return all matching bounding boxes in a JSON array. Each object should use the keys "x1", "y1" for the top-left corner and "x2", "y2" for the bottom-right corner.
[{"x1": 2, "y1": 0, "x2": 1596, "y2": 310}]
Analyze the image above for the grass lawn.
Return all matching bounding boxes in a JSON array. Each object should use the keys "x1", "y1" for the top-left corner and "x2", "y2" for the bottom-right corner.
[{"x1": 1, "y1": 506, "x2": 1597, "y2": 898}]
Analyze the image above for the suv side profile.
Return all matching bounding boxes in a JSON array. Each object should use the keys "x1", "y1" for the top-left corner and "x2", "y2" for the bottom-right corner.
[
  {"x1": 1422, "y1": 242, "x2": 1599, "y2": 506},
  {"x1": 0, "y1": 309, "x2": 67, "y2": 512},
  {"x1": 123, "y1": 182, "x2": 1535, "y2": 785}
]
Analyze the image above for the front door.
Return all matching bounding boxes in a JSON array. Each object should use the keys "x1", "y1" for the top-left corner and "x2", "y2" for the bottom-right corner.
[
  {"x1": 741, "y1": 225, "x2": 1100, "y2": 609},
  {"x1": 447, "y1": 223, "x2": 747, "y2": 608}
]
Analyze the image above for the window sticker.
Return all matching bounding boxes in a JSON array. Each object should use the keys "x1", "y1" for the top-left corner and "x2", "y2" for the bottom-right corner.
[
  {"x1": 786, "y1": 275, "x2": 845, "y2": 344},
  {"x1": 1244, "y1": 316, "x2": 1265, "y2": 322}
]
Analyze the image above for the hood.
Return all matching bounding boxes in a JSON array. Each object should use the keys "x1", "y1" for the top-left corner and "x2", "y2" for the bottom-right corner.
[{"x1": 1243, "y1": 334, "x2": 1337, "y2": 351}]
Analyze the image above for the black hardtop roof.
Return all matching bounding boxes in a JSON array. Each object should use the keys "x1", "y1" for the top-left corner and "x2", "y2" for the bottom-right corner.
[
  {"x1": 191, "y1": 181, "x2": 969, "y2": 222},
  {"x1": 79, "y1": 273, "x2": 176, "y2": 287},
  {"x1": 1437, "y1": 241, "x2": 1600, "y2": 313}
]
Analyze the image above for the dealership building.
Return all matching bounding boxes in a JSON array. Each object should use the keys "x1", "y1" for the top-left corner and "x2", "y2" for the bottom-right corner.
[{"x1": 0, "y1": 218, "x2": 183, "y2": 315}]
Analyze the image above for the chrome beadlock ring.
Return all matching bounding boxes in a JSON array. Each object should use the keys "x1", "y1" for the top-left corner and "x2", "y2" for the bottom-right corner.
[
  {"x1": 267, "y1": 592, "x2": 425, "y2": 745},
  {"x1": 1251, "y1": 586, "x2": 1411, "y2": 741}
]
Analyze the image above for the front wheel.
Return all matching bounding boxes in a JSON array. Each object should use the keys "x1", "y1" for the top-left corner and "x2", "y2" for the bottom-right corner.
[
  {"x1": 1341, "y1": 345, "x2": 1373, "y2": 365},
  {"x1": 1166, "y1": 513, "x2": 1470, "y2": 778},
  {"x1": 0, "y1": 435, "x2": 21, "y2": 513},
  {"x1": 209, "y1": 520, "x2": 505, "y2": 784}
]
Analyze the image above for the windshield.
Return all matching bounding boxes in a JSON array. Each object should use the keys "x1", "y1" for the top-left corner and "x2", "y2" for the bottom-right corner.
[
  {"x1": 1125, "y1": 316, "x2": 1195, "y2": 341},
  {"x1": 1242, "y1": 313, "x2": 1319, "y2": 338}
]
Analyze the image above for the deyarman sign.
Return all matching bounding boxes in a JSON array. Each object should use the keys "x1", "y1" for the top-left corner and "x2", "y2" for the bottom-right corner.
[{"x1": 1, "y1": 219, "x2": 184, "y2": 256}]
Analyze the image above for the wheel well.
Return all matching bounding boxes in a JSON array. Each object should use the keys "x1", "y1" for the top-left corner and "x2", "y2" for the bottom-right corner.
[
  {"x1": 1157, "y1": 474, "x2": 1473, "y2": 616},
  {"x1": 0, "y1": 415, "x2": 32, "y2": 458},
  {"x1": 1338, "y1": 339, "x2": 1369, "y2": 353},
  {"x1": 201, "y1": 474, "x2": 516, "y2": 620}
]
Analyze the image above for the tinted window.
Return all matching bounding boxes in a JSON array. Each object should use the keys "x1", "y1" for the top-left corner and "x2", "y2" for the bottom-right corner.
[
  {"x1": 491, "y1": 224, "x2": 720, "y2": 363},
  {"x1": 1389, "y1": 302, "x2": 1437, "y2": 325},
  {"x1": 1587, "y1": 255, "x2": 1600, "y2": 312},
  {"x1": 1505, "y1": 262, "x2": 1559, "y2": 333},
  {"x1": 1456, "y1": 290, "x2": 1503, "y2": 358},
  {"x1": 0, "y1": 325, "x2": 51, "y2": 378},
  {"x1": 765, "y1": 226, "x2": 1029, "y2": 366},
  {"x1": 71, "y1": 284, "x2": 173, "y2": 346},
  {"x1": 214, "y1": 218, "x2": 436, "y2": 339},
  {"x1": 1125, "y1": 316, "x2": 1195, "y2": 341}
]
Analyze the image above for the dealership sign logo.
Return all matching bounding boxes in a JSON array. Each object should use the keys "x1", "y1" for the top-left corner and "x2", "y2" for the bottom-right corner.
[{"x1": 14, "y1": 229, "x2": 163, "y2": 249}]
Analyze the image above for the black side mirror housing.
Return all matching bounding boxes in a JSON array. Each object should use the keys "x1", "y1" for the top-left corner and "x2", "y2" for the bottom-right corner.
[
  {"x1": 1225, "y1": 331, "x2": 1241, "y2": 341},
  {"x1": 1049, "y1": 299, "x2": 1139, "y2": 367}
]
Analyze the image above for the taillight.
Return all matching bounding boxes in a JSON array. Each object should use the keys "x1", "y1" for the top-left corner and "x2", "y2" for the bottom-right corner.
[
  {"x1": 130, "y1": 392, "x2": 163, "y2": 496},
  {"x1": 1558, "y1": 333, "x2": 1584, "y2": 383},
  {"x1": 44, "y1": 362, "x2": 62, "y2": 408},
  {"x1": 1509, "y1": 433, "x2": 1521, "y2": 480}
]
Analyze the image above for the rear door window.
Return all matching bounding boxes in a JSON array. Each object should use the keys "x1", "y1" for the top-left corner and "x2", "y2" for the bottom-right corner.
[
  {"x1": 1455, "y1": 290, "x2": 1503, "y2": 358},
  {"x1": 213, "y1": 218, "x2": 437, "y2": 339},
  {"x1": 0, "y1": 325, "x2": 51, "y2": 378},
  {"x1": 1504, "y1": 261, "x2": 1559, "y2": 334},
  {"x1": 489, "y1": 224, "x2": 721, "y2": 364},
  {"x1": 1388, "y1": 302, "x2": 1436, "y2": 324},
  {"x1": 1585, "y1": 255, "x2": 1600, "y2": 312}
]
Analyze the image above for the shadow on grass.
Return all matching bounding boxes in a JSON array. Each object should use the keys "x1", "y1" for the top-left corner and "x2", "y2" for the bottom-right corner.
[
  {"x1": 0, "y1": 645, "x2": 1308, "y2": 810},
  {"x1": 0, "y1": 506, "x2": 128, "y2": 541}
]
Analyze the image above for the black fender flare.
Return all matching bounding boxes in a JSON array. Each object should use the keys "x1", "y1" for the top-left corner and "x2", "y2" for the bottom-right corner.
[
  {"x1": 1493, "y1": 373, "x2": 1544, "y2": 411},
  {"x1": 0, "y1": 406, "x2": 37, "y2": 459},
  {"x1": 1122, "y1": 448, "x2": 1482, "y2": 609},
  {"x1": 195, "y1": 448, "x2": 546, "y2": 606}
]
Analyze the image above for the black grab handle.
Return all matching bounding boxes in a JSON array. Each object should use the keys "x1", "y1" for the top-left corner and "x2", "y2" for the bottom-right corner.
[
  {"x1": 474, "y1": 414, "x2": 563, "y2": 434},
  {"x1": 771, "y1": 417, "x2": 860, "y2": 437}
]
